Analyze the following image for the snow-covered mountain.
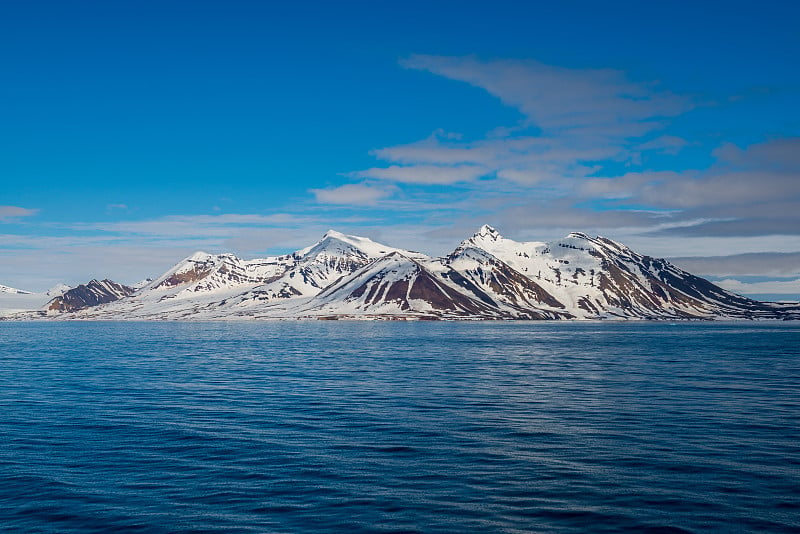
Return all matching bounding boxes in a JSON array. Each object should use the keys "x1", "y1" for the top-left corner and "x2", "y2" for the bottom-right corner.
[
  {"x1": 0, "y1": 284, "x2": 32, "y2": 295},
  {"x1": 46, "y1": 279, "x2": 135, "y2": 312},
  {"x1": 0, "y1": 283, "x2": 71, "y2": 317},
  {"x1": 4, "y1": 226, "x2": 798, "y2": 321},
  {"x1": 456, "y1": 225, "x2": 793, "y2": 319},
  {"x1": 38, "y1": 230, "x2": 421, "y2": 320}
]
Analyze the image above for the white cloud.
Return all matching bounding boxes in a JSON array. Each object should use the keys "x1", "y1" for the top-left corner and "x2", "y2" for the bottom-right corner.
[
  {"x1": 311, "y1": 183, "x2": 394, "y2": 205},
  {"x1": 351, "y1": 164, "x2": 487, "y2": 184},
  {"x1": 370, "y1": 133, "x2": 609, "y2": 185},
  {"x1": 0, "y1": 206, "x2": 38, "y2": 220}
]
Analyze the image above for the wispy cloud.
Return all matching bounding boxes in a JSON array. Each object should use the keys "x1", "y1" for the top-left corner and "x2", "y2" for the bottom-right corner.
[
  {"x1": 669, "y1": 252, "x2": 800, "y2": 277},
  {"x1": 0, "y1": 206, "x2": 38, "y2": 220},
  {"x1": 338, "y1": 55, "x2": 798, "y2": 248},
  {"x1": 311, "y1": 183, "x2": 395, "y2": 205},
  {"x1": 715, "y1": 278, "x2": 800, "y2": 296},
  {"x1": 400, "y1": 55, "x2": 691, "y2": 139},
  {"x1": 348, "y1": 55, "x2": 694, "y2": 196},
  {"x1": 70, "y1": 213, "x2": 315, "y2": 238},
  {"x1": 369, "y1": 132, "x2": 607, "y2": 186},
  {"x1": 106, "y1": 203, "x2": 129, "y2": 212},
  {"x1": 577, "y1": 137, "x2": 800, "y2": 236},
  {"x1": 350, "y1": 164, "x2": 487, "y2": 185},
  {"x1": 635, "y1": 135, "x2": 689, "y2": 154}
]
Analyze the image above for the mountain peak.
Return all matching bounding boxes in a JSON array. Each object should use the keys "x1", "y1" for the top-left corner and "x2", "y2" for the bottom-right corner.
[
  {"x1": 300, "y1": 230, "x2": 415, "y2": 261},
  {"x1": 304, "y1": 230, "x2": 366, "y2": 257},
  {"x1": 567, "y1": 232, "x2": 591, "y2": 240},
  {"x1": 477, "y1": 224, "x2": 499, "y2": 237},
  {"x1": 454, "y1": 225, "x2": 507, "y2": 255},
  {"x1": 46, "y1": 283, "x2": 72, "y2": 297},
  {"x1": 187, "y1": 251, "x2": 214, "y2": 261},
  {"x1": 471, "y1": 225, "x2": 504, "y2": 242},
  {"x1": 322, "y1": 229, "x2": 347, "y2": 240}
]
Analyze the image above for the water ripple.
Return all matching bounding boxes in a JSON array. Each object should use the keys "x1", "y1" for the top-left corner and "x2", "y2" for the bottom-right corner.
[{"x1": 0, "y1": 321, "x2": 798, "y2": 532}]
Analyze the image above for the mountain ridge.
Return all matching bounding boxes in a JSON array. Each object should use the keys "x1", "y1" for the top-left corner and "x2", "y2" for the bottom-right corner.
[{"x1": 3, "y1": 226, "x2": 798, "y2": 321}]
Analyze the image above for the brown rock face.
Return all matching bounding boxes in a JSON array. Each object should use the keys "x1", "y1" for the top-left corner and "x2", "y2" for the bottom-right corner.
[{"x1": 155, "y1": 264, "x2": 214, "y2": 289}]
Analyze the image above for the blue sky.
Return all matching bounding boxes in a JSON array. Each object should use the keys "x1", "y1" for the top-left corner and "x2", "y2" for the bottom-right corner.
[{"x1": 2, "y1": 0, "x2": 799, "y2": 299}]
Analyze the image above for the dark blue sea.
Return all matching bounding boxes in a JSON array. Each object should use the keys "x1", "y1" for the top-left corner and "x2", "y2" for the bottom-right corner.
[{"x1": 0, "y1": 321, "x2": 798, "y2": 533}]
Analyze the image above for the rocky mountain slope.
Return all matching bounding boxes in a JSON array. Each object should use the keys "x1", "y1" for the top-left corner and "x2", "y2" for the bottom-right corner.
[
  {"x1": 4, "y1": 226, "x2": 798, "y2": 320},
  {"x1": 46, "y1": 279, "x2": 135, "y2": 312}
]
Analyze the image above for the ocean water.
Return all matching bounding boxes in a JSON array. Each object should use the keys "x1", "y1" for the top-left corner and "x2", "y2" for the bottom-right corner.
[{"x1": 0, "y1": 321, "x2": 798, "y2": 533}]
